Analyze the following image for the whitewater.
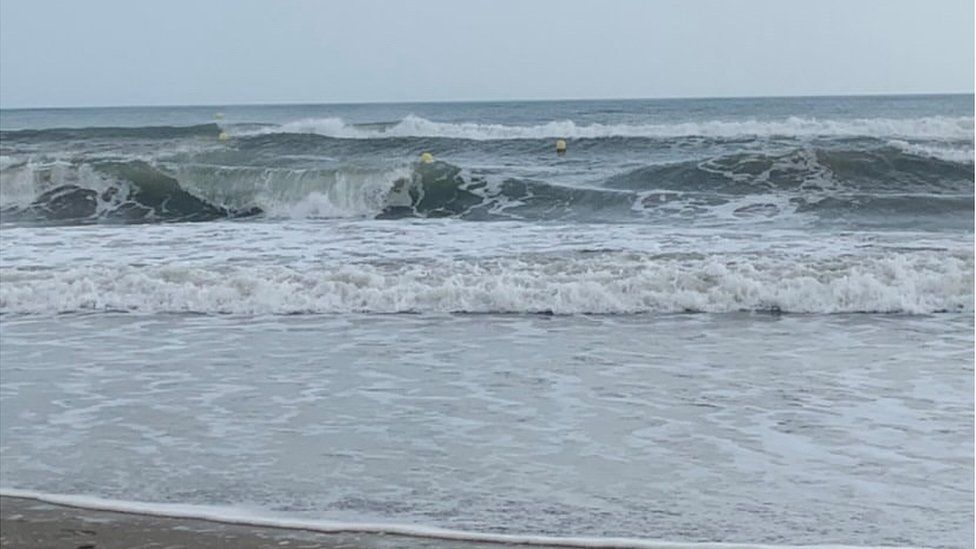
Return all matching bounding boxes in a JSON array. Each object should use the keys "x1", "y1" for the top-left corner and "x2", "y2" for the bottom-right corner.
[
  {"x1": 247, "y1": 113, "x2": 975, "y2": 144},
  {"x1": 0, "y1": 94, "x2": 972, "y2": 548}
]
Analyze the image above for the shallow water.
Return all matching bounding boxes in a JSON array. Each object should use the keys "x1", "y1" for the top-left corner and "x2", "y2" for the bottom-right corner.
[
  {"x1": 1, "y1": 95, "x2": 973, "y2": 548},
  {"x1": 1, "y1": 312, "x2": 972, "y2": 547},
  {"x1": 0, "y1": 219, "x2": 971, "y2": 315}
]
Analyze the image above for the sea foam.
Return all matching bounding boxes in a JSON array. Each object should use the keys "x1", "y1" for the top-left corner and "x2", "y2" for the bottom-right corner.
[
  {"x1": 0, "y1": 489, "x2": 926, "y2": 549},
  {"x1": 246, "y1": 115, "x2": 975, "y2": 142},
  {"x1": 1, "y1": 252, "x2": 970, "y2": 315}
]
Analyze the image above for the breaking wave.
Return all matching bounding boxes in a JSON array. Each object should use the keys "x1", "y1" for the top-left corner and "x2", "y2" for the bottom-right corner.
[
  {"x1": 1, "y1": 251, "x2": 970, "y2": 315},
  {"x1": 0, "y1": 160, "x2": 261, "y2": 223},
  {"x1": 1, "y1": 142, "x2": 971, "y2": 227},
  {"x1": 0, "y1": 123, "x2": 221, "y2": 142},
  {"x1": 248, "y1": 114, "x2": 974, "y2": 141}
]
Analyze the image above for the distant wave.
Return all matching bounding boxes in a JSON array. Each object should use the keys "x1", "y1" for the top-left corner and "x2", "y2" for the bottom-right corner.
[
  {"x1": 1, "y1": 250, "x2": 970, "y2": 315},
  {"x1": 604, "y1": 147, "x2": 974, "y2": 193},
  {"x1": 886, "y1": 139, "x2": 974, "y2": 163},
  {"x1": 243, "y1": 114, "x2": 975, "y2": 141},
  {"x1": 0, "y1": 123, "x2": 221, "y2": 141},
  {"x1": 0, "y1": 489, "x2": 936, "y2": 549}
]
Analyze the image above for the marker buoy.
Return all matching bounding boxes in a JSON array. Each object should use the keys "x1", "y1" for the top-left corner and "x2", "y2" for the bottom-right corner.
[
  {"x1": 555, "y1": 139, "x2": 567, "y2": 154},
  {"x1": 218, "y1": 131, "x2": 230, "y2": 141},
  {"x1": 420, "y1": 152, "x2": 434, "y2": 164}
]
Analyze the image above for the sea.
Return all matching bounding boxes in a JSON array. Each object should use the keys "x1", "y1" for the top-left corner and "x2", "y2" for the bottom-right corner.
[{"x1": 0, "y1": 95, "x2": 973, "y2": 548}]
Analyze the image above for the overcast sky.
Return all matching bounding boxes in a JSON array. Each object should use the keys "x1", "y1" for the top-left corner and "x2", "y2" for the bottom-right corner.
[{"x1": 1, "y1": 0, "x2": 972, "y2": 108}]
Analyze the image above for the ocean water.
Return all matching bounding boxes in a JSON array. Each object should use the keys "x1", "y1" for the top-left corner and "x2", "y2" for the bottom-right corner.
[{"x1": 0, "y1": 95, "x2": 973, "y2": 548}]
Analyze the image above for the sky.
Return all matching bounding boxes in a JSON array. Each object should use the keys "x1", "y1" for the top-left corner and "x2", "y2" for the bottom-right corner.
[{"x1": 0, "y1": 0, "x2": 973, "y2": 108}]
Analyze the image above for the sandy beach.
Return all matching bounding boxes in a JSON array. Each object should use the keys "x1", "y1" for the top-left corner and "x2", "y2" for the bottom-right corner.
[{"x1": 0, "y1": 496, "x2": 532, "y2": 549}]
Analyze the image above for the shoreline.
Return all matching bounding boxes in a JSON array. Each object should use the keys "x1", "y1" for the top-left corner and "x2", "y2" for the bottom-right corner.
[
  {"x1": 0, "y1": 494, "x2": 932, "y2": 549},
  {"x1": 0, "y1": 495, "x2": 530, "y2": 549}
]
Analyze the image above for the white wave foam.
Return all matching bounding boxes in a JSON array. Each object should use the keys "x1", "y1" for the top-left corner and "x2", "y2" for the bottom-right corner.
[
  {"x1": 1, "y1": 252, "x2": 969, "y2": 315},
  {"x1": 886, "y1": 139, "x2": 975, "y2": 163},
  {"x1": 0, "y1": 155, "x2": 20, "y2": 170},
  {"x1": 0, "y1": 158, "x2": 42, "y2": 208},
  {"x1": 0, "y1": 159, "x2": 123, "y2": 212},
  {"x1": 171, "y1": 164, "x2": 411, "y2": 218},
  {"x1": 247, "y1": 115, "x2": 975, "y2": 141},
  {"x1": 0, "y1": 489, "x2": 922, "y2": 549},
  {"x1": 0, "y1": 158, "x2": 411, "y2": 219}
]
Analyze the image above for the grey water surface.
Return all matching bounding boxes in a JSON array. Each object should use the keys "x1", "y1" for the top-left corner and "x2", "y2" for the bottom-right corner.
[{"x1": 1, "y1": 95, "x2": 973, "y2": 547}]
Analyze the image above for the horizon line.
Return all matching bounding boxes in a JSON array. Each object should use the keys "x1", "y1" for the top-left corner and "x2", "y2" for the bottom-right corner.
[{"x1": 1, "y1": 90, "x2": 973, "y2": 111}]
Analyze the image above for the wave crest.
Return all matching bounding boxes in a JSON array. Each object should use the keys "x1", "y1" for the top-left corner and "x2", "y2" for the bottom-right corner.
[
  {"x1": 246, "y1": 114, "x2": 975, "y2": 141},
  {"x1": 0, "y1": 159, "x2": 413, "y2": 223},
  {"x1": 2, "y1": 147, "x2": 972, "y2": 227}
]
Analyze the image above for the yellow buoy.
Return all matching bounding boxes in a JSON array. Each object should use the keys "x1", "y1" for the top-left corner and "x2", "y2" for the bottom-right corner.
[
  {"x1": 420, "y1": 152, "x2": 434, "y2": 164},
  {"x1": 218, "y1": 131, "x2": 230, "y2": 141},
  {"x1": 214, "y1": 112, "x2": 224, "y2": 120},
  {"x1": 555, "y1": 139, "x2": 567, "y2": 154}
]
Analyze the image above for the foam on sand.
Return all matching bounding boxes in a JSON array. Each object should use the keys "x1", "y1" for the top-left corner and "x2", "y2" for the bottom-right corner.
[{"x1": 0, "y1": 489, "x2": 927, "y2": 549}]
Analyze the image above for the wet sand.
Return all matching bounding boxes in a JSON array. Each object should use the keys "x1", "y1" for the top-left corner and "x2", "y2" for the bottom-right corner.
[{"x1": 0, "y1": 496, "x2": 531, "y2": 549}]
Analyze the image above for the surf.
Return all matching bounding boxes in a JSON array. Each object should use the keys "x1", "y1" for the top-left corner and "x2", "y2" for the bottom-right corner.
[
  {"x1": 239, "y1": 114, "x2": 975, "y2": 142},
  {"x1": 1, "y1": 144, "x2": 972, "y2": 227},
  {"x1": 1, "y1": 247, "x2": 969, "y2": 315}
]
